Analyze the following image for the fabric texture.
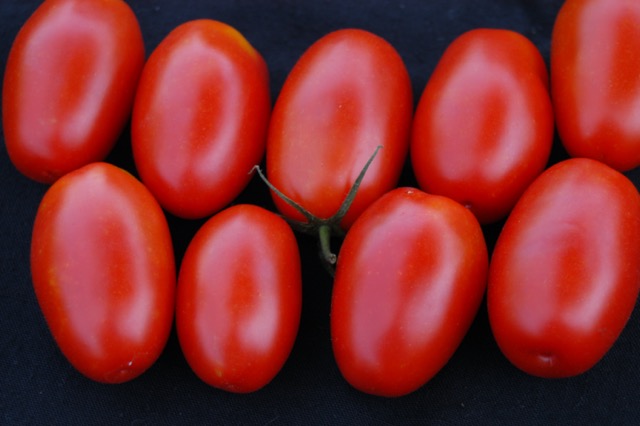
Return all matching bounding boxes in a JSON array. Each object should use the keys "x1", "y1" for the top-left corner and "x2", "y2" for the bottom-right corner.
[{"x1": 2, "y1": 1, "x2": 639, "y2": 424}]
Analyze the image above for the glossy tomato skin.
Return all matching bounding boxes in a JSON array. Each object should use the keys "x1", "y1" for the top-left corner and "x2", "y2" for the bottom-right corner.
[
  {"x1": 266, "y1": 29, "x2": 413, "y2": 230},
  {"x1": 488, "y1": 158, "x2": 640, "y2": 378},
  {"x1": 132, "y1": 20, "x2": 271, "y2": 219},
  {"x1": 30, "y1": 163, "x2": 176, "y2": 383},
  {"x1": 411, "y1": 29, "x2": 553, "y2": 224},
  {"x1": 551, "y1": 0, "x2": 640, "y2": 172},
  {"x1": 331, "y1": 187, "x2": 488, "y2": 397},
  {"x1": 2, "y1": 0, "x2": 145, "y2": 183},
  {"x1": 176, "y1": 204, "x2": 302, "y2": 393}
]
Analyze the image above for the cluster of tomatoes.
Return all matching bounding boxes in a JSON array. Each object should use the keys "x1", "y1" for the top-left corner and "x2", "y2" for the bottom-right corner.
[{"x1": 3, "y1": 0, "x2": 640, "y2": 398}]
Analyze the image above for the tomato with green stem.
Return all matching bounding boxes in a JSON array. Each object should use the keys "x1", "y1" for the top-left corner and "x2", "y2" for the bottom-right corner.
[
  {"x1": 30, "y1": 162, "x2": 175, "y2": 384},
  {"x1": 3, "y1": 0, "x2": 144, "y2": 183},
  {"x1": 265, "y1": 28, "x2": 412, "y2": 237}
]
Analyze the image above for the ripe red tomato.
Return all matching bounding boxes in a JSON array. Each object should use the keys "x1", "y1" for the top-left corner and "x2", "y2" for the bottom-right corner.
[
  {"x1": 2, "y1": 0, "x2": 145, "y2": 183},
  {"x1": 176, "y1": 204, "x2": 302, "y2": 393},
  {"x1": 551, "y1": 0, "x2": 640, "y2": 172},
  {"x1": 132, "y1": 20, "x2": 271, "y2": 219},
  {"x1": 411, "y1": 29, "x2": 554, "y2": 224},
  {"x1": 331, "y1": 187, "x2": 488, "y2": 397},
  {"x1": 488, "y1": 158, "x2": 640, "y2": 378},
  {"x1": 30, "y1": 162, "x2": 176, "y2": 384},
  {"x1": 266, "y1": 29, "x2": 413, "y2": 230}
]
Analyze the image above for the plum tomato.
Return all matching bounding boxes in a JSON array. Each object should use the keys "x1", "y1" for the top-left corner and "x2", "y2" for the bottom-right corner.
[
  {"x1": 131, "y1": 19, "x2": 271, "y2": 219},
  {"x1": 30, "y1": 162, "x2": 176, "y2": 383},
  {"x1": 331, "y1": 187, "x2": 488, "y2": 397},
  {"x1": 411, "y1": 29, "x2": 554, "y2": 224},
  {"x1": 551, "y1": 0, "x2": 640, "y2": 172},
  {"x1": 176, "y1": 204, "x2": 302, "y2": 393},
  {"x1": 3, "y1": 0, "x2": 145, "y2": 183},
  {"x1": 266, "y1": 29, "x2": 413, "y2": 230},
  {"x1": 488, "y1": 158, "x2": 640, "y2": 378}
]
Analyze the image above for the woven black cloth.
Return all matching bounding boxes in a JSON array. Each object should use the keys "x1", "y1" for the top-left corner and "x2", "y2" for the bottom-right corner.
[{"x1": 2, "y1": 1, "x2": 639, "y2": 424}]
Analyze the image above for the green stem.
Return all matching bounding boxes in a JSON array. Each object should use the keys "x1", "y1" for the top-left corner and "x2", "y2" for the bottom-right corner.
[
  {"x1": 318, "y1": 224, "x2": 336, "y2": 266},
  {"x1": 251, "y1": 165, "x2": 316, "y2": 224},
  {"x1": 332, "y1": 145, "x2": 382, "y2": 224},
  {"x1": 251, "y1": 145, "x2": 382, "y2": 277}
]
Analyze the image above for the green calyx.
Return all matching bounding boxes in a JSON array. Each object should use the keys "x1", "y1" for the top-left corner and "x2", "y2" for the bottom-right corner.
[{"x1": 252, "y1": 145, "x2": 382, "y2": 275}]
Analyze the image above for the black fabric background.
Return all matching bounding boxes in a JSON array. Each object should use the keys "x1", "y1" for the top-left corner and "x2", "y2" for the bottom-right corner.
[{"x1": 2, "y1": 1, "x2": 640, "y2": 424}]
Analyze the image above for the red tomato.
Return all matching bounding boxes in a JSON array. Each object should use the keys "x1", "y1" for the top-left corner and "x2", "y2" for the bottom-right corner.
[
  {"x1": 331, "y1": 187, "x2": 488, "y2": 397},
  {"x1": 551, "y1": 0, "x2": 640, "y2": 172},
  {"x1": 30, "y1": 162, "x2": 175, "y2": 384},
  {"x1": 266, "y1": 29, "x2": 413, "y2": 230},
  {"x1": 132, "y1": 20, "x2": 271, "y2": 219},
  {"x1": 2, "y1": 0, "x2": 144, "y2": 183},
  {"x1": 176, "y1": 204, "x2": 302, "y2": 393},
  {"x1": 488, "y1": 158, "x2": 640, "y2": 378},
  {"x1": 411, "y1": 29, "x2": 554, "y2": 224}
]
